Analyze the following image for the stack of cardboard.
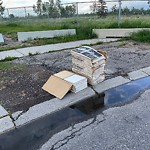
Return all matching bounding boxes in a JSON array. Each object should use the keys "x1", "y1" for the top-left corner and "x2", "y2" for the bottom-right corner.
[
  {"x1": 71, "y1": 46, "x2": 106, "y2": 85},
  {"x1": 42, "y1": 70, "x2": 87, "y2": 99}
]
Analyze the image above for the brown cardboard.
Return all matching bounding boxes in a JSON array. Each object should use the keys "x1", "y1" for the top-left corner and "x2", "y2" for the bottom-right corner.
[
  {"x1": 42, "y1": 75, "x2": 72, "y2": 99},
  {"x1": 55, "y1": 70, "x2": 74, "y2": 79}
]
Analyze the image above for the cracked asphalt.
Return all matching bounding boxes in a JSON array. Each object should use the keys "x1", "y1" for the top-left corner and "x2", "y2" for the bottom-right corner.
[{"x1": 39, "y1": 89, "x2": 150, "y2": 150}]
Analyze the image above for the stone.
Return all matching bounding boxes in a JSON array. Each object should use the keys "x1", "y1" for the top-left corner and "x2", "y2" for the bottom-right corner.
[
  {"x1": 0, "y1": 116, "x2": 14, "y2": 134},
  {"x1": 128, "y1": 70, "x2": 148, "y2": 80},
  {"x1": 17, "y1": 29, "x2": 76, "y2": 42},
  {"x1": 93, "y1": 76, "x2": 130, "y2": 94},
  {"x1": 0, "y1": 33, "x2": 4, "y2": 43},
  {"x1": 14, "y1": 87, "x2": 96, "y2": 127},
  {"x1": 0, "y1": 105, "x2": 8, "y2": 118},
  {"x1": 12, "y1": 111, "x2": 23, "y2": 120},
  {"x1": 93, "y1": 28, "x2": 150, "y2": 38},
  {"x1": 141, "y1": 66, "x2": 150, "y2": 75}
]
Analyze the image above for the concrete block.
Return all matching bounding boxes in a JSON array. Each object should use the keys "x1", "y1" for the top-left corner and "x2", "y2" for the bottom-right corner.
[
  {"x1": 0, "y1": 116, "x2": 14, "y2": 134},
  {"x1": 93, "y1": 76, "x2": 130, "y2": 94},
  {"x1": 14, "y1": 87, "x2": 96, "y2": 127},
  {"x1": 141, "y1": 66, "x2": 150, "y2": 75},
  {"x1": 0, "y1": 50, "x2": 24, "y2": 60},
  {"x1": 0, "y1": 33, "x2": 4, "y2": 43},
  {"x1": 12, "y1": 111, "x2": 23, "y2": 120},
  {"x1": 128, "y1": 70, "x2": 148, "y2": 80},
  {"x1": 18, "y1": 29, "x2": 76, "y2": 42},
  {"x1": 93, "y1": 28, "x2": 150, "y2": 38},
  {"x1": 0, "y1": 105, "x2": 8, "y2": 118}
]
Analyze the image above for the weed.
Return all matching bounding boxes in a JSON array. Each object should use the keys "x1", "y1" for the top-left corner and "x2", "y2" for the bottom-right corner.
[
  {"x1": 117, "y1": 43, "x2": 127, "y2": 47},
  {"x1": 130, "y1": 30, "x2": 150, "y2": 43},
  {"x1": 0, "y1": 57, "x2": 17, "y2": 62},
  {"x1": 0, "y1": 62, "x2": 26, "y2": 71}
]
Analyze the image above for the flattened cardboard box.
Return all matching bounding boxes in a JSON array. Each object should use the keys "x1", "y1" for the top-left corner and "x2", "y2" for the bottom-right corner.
[
  {"x1": 42, "y1": 70, "x2": 87, "y2": 99},
  {"x1": 42, "y1": 76, "x2": 72, "y2": 99}
]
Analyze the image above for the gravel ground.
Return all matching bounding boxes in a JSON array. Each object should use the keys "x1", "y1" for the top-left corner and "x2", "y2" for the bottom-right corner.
[{"x1": 0, "y1": 40, "x2": 150, "y2": 113}]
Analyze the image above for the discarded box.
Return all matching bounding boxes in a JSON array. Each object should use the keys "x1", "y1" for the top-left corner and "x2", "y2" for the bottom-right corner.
[
  {"x1": 42, "y1": 70, "x2": 87, "y2": 99},
  {"x1": 71, "y1": 46, "x2": 107, "y2": 85}
]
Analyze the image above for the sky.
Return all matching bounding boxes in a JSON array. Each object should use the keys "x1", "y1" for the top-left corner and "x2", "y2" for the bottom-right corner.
[{"x1": 2, "y1": 0, "x2": 150, "y2": 8}]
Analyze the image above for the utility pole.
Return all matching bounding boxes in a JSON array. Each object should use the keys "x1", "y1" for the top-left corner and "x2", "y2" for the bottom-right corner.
[{"x1": 118, "y1": 0, "x2": 122, "y2": 28}]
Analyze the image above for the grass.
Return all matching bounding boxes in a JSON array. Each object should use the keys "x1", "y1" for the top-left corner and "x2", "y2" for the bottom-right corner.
[
  {"x1": 0, "y1": 57, "x2": 17, "y2": 62},
  {"x1": 0, "y1": 15, "x2": 150, "y2": 52},
  {"x1": 0, "y1": 62, "x2": 26, "y2": 71},
  {"x1": 130, "y1": 30, "x2": 150, "y2": 43},
  {"x1": 0, "y1": 45, "x2": 28, "y2": 52}
]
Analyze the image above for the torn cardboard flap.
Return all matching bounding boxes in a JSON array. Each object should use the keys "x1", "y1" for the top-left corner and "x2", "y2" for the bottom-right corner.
[{"x1": 42, "y1": 75, "x2": 72, "y2": 99}]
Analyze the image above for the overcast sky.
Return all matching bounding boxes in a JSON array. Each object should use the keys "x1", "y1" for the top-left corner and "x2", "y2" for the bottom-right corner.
[{"x1": 2, "y1": 0, "x2": 149, "y2": 8}]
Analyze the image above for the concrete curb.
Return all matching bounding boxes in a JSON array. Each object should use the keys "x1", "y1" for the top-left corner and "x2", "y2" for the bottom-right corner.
[
  {"x1": 0, "y1": 66, "x2": 150, "y2": 134},
  {"x1": 0, "y1": 38, "x2": 119, "y2": 61}
]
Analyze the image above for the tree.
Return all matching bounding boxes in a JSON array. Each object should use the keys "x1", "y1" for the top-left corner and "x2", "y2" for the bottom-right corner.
[
  {"x1": 0, "y1": 0, "x2": 5, "y2": 16},
  {"x1": 90, "y1": 0, "x2": 108, "y2": 17},
  {"x1": 9, "y1": 14, "x2": 15, "y2": 19},
  {"x1": 33, "y1": 0, "x2": 76, "y2": 18},
  {"x1": 122, "y1": 6, "x2": 130, "y2": 15},
  {"x1": 90, "y1": 1, "x2": 97, "y2": 14},
  {"x1": 96, "y1": 0, "x2": 108, "y2": 17},
  {"x1": 111, "y1": 5, "x2": 117, "y2": 14}
]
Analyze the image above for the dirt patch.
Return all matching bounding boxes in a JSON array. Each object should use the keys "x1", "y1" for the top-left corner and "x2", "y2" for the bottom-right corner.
[
  {"x1": 0, "y1": 41, "x2": 150, "y2": 113},
  {"x1": 0, "y1": 65, "x2": 55, "y2": 113}
]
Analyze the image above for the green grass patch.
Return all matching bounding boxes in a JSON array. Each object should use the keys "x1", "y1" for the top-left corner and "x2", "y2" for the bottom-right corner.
[
  {"x1": 117, "y1": 43, "x2": 127, "y2": 47},
  {"x1": 0, "y1": 57, "x2": 17, "y2": 62},
  {"x1": 0, "y1": 62, "x2": 26, "y2": 71},
  {"x1": 0, "y1": 45, "x2": 28, "y2": 52},
  {"x1": 130, "y1": 30, "x2": 150, "y2": 43}
]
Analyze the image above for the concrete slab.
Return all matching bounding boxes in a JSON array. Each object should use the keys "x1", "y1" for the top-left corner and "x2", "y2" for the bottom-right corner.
[
  {"x1": 0, "y1": 33, "x2": 4, "y2": 43},
  {"x1": 93, "y1": 28, "x2": 150, "y2": 38},
  {"x1": 128, "y1": 70, "x2": 148, "y2": 80},
  {"x1": 93, "y1": 76, "x2": 130, "y2": 94},
  {"x1": 16, "y1": 44, "x2": 62, "y2": 56},
  {"x1": 0, "y1": 105, "x2": 8, "y2": 118},
  {"x1": 18, "y1": 29, "x2": 76, "y2": 42},
  {"x1": 14, "y1": 87, "x2": 96, "y2": 127},
  {"x1": 0, "y1": 50, "x2": 24, "y2": 60},
  {"x1": 141, "y1": 66, "x2": 150, "y2": 75},
  {"x1": 0, "y1": 116, "x2": 14, "y2": 134}
]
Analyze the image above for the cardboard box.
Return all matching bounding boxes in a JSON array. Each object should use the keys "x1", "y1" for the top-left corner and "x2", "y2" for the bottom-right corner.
[{"x1": 42, "y1": 70, "x2": 87, "y2": 99}]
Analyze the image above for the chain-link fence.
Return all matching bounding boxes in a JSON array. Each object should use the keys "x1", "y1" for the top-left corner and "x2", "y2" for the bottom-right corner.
[{"x1": 0, "y1": 0, "x2": 150, "y2": 27}]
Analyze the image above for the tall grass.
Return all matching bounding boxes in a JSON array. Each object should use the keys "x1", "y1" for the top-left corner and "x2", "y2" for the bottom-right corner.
[
  {"x1": 1, "y1": 15, "x2": 150, "y2": 33},
  {"x1": 130, "y1": 30, "x2": 150, "y2": 43},
  {"x1": 0, "y1": 15, "x2": 150, "y2": 41}
]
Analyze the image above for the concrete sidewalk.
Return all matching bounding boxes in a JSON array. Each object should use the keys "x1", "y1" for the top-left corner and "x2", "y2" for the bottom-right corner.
[{"x1": 0, "y1": 38, "x2": 118, "y2": 60}]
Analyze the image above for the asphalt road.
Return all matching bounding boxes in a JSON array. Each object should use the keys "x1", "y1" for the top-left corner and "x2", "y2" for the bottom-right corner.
[{"x1": 39, "y1": 89, "x2": 150, "y2": 150}]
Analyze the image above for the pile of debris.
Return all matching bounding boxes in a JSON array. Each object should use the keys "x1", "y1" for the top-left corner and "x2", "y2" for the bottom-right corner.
[
  {"x1": 71, "y1": 46, "x2": 107, "y2": 85},
  {"x1": 42, "y1": 46, "x2": 107, "y2": 99}
]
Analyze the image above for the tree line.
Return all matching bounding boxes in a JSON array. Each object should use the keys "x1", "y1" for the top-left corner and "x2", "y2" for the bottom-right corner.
[
  {"x1": 91, "y1": 0, "x2": 150, "y2": 17},
  {"x1": 0, "y1": 0, "x2": 150, "y2": 18},
  {"x1": 33, "y1": 0, "x2": 76, "y2": 18}
]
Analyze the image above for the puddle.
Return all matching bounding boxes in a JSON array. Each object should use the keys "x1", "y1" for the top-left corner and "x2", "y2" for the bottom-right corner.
[
  {"x1": 0, "y1": 77, "x2": 150, "y2": 150},
  {"x1": 105, "y1": 76, "x2": 150, "y2": 107},
  {"x1": 71, "y1": 93, "x2": 105, "y2": 114},
  {"x1": 72, "y1": 76, "x2": 150, "y2": 113}
]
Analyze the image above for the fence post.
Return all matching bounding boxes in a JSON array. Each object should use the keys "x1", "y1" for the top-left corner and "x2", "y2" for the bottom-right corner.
[
  {"x1": 118, "y1": 0, "x2": 122, "y2": 28},
  {"x1": 76, "y1": 2, "x2": 79, "y2": 17},
  {"x1": 7, "y1": 8, "x2": 9, "y2": 18}
]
